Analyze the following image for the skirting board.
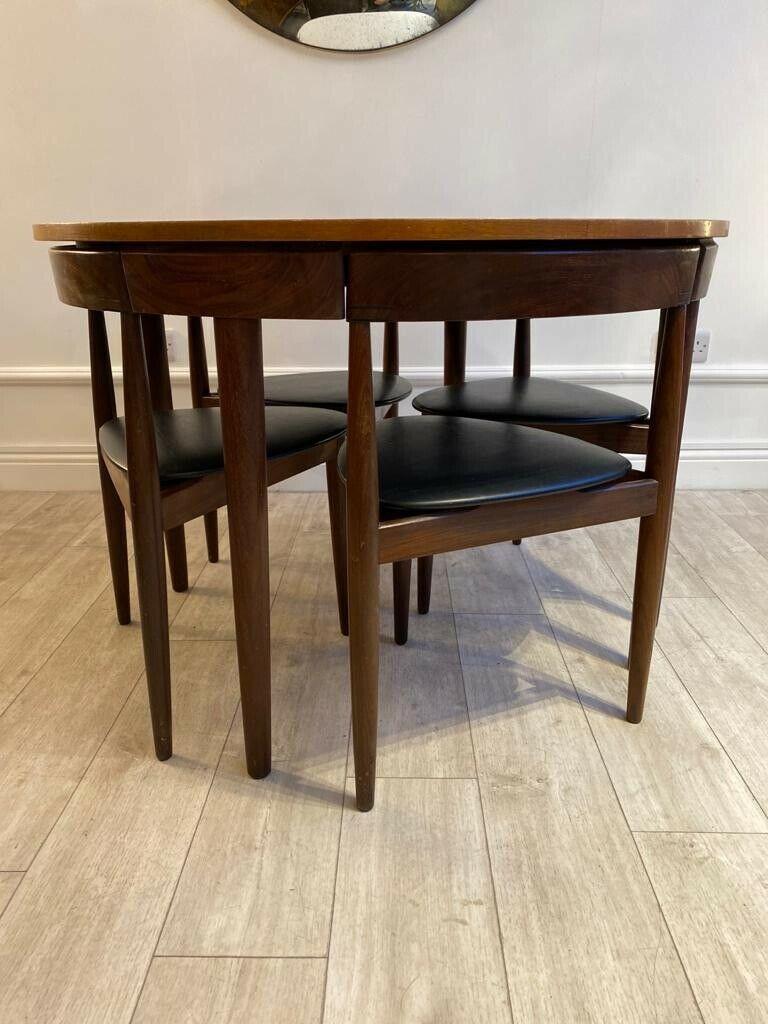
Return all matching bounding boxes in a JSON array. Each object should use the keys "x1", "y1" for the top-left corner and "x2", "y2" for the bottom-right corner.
[
  {"x1": 2, "y1": 444, "x2": 767, "y2": 492},
  {"x1": 1, "y1": 363, "x2": 767, "y2": 490}
]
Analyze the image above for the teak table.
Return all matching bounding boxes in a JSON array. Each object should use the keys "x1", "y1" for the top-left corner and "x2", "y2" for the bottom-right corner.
[{"x1": 34, "y1": 219, "x2": 729, "y2": 809}]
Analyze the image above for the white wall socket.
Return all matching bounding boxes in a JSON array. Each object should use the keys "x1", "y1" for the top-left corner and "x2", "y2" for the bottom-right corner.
[
  {"x1": 650, "y1": 327, "x2": 711, "y2": 364},
  {"x1": 165, "y1": 328, "x2": 181, "y2": 364},
  {"x1": 693, "y1": 328, "x2": 711, "y2": 363}
]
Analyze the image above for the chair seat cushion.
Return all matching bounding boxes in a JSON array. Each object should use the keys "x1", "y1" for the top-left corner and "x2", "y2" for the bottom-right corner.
[
  {"x1": 264, "y1": 371, "x2": 412, "y2": 412},
  {"x1": 413, "y1": 377, "x2": 648, "y2": 425},
  {"x1": 99, "y1": 406, "x2": 347, "y2": 483},
  {"x1": 338, "y1": 416, "x2": 631, "y2": 515}
]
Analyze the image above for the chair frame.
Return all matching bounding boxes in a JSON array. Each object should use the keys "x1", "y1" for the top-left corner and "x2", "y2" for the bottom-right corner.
[
  {"x1": 49, "y1": 246, "x2": 350, "y2": 771},
  {"x1": 398, "y1": 312, "x2": 660, "y2": 637},
  {"x1": 185, "y1": 314, "x2": 411, "y2": 642},
  {"x1": 343, "y1": 241, "x2": 716, "y2": 809}
]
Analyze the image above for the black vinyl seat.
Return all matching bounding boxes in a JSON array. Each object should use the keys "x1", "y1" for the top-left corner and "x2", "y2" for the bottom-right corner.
[
  {"x1": 413, "y1": 377, "x2": 648, "y2": 425},
  {"x1": 100, "y1": 406, "x2": 348, "y2": 484},
  {"x1": 338, "y1": 416, "x2": 631, "y2": 516},
  {"x1": 265, "y1": 371, "x2": 412, "y2": 412}
]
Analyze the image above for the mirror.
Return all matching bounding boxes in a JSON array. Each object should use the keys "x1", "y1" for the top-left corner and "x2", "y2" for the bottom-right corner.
[{"x1": 226, "y1": 1, "x2": 477, "y2": 52}]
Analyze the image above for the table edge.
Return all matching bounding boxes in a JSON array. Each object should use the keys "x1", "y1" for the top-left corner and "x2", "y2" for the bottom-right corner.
[{"x1": 32, "y1": 218, "x2": 730, "y2": 244}]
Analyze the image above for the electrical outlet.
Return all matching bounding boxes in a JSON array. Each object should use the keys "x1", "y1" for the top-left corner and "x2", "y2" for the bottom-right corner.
[
  {"x1": 165, "y1": 328, "x2": 180, "y2": 364},
  {"x1": 693, "y1": 328, "x2": 711, "y2": 363}
]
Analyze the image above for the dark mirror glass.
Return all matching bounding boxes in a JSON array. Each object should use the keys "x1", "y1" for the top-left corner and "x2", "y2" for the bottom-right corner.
[{"x1": 227, "y1": 1, "x2": 476, "y2": 52}]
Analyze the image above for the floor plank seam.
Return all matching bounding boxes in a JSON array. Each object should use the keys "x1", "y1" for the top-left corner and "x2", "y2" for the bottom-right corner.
[
  {"x1": 131, "y1": 497, "x2": 324, "y2": 1019},
  {"x1": 0, "y1": 575, "x2": 114, "y2": 723},
  {"x1": 546, "y1": 626, "x2": 708, "y2": 1021},
  {"x1": 154, "y1": 953, "x2": 329, "y2": 960},
  {"x1": 632, "y1": 829, "x2": 768, "y2": 836},
  {"x1": 8, "y1": 670, "x2": 144, "y2": 875},
  {"x1": 522, "y1": 535, "x2": 708, "y2": 1021},
  {"x1": 673, "y1": 501, "x2": 768, "y2": 660},
  {"x1": 0, "y1": 872, "x2": 25, "y2": 927},
  {"x1": 126, "y1": 696, "x2": 243, "y2": 1024},
  {"x1": 652, "y1": 634, "x2": 768, "y2": 828},
  {"x1": 319, "y1": 741, "x2": 350, "y2": 1024},
  {"x1": 318, "y1": 497, "x2": 353, "y2": 1023},
  {"x1": 0, "y1": 500, "x2": 104, "y2": 612},
  {"x1": 662, "y1": 640, "x2": 767, "y2": 824},
  {"x1": 447, "y1": 565, "x2": 516, "y2": 1024}
]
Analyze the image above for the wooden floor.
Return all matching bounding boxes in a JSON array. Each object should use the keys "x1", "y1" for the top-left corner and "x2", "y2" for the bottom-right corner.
[{"x1": 0, "y1": 489, "x2": 767, "y2": 1023}]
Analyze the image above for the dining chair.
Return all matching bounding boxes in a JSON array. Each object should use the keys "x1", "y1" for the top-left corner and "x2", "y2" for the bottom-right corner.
[
  {"x1": 186, "y1": 317, "x2": 415, "y2": 642},
  {"x1": 342, "y1": 243, "x2": 712, "y2": 809},
  {"x1": 48, "y1": 247, "x2": 349, "y2": 766},
  {"x1": 394, "y1": 318, "x2": 650, "y2": 640}
]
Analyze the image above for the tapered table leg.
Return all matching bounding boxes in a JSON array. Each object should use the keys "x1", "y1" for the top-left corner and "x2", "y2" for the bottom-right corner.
[
  {"x1": 347, "y1": 321, "x2": 380, "y2": 811},
  {"x1": 214, "y1": 318, "x2": 271, "y2": 779},
  {"x1": 627, "y1": 304, "x2": 690, "y2": 722}
]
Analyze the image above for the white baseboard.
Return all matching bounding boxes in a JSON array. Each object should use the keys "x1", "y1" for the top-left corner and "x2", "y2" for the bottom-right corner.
[
  {"x1": 2, "y1": 363, "x2": 767, "y2": 490},
  {"x1": 2, "y1": 362, "x2": 767, "y2": 388},
  {"x1": 3, "y1": 444, "x2": 767, "y2": 492}
]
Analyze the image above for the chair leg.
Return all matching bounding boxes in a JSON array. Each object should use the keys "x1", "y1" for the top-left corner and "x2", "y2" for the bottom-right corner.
[
  {"x1": 512, "y1": 539, "x2": 522, "y2": 546},
  {"x1": 121, "y1": 311, "x2": 172, "y2": 761},
  {"x1": 99, "y1": 459, "x2": 130, "y2": 625},
  {"x1": 393, "y1": 560, "x2": 411, "y2": 646},
  {"x1": 165, "y1": 525, "x2": 189, "y2": 592},
  {"x1": 326, "y1": 460, "x2": 349, "y2": 637},
  {"x1": 132, "y1": 509, "x2": 173, "y2": 761},
  {"x1": 204, "y1": 511, "x2": 219, "y2": 563},
  {"x1": 417, "y1": 556, "x2": 433, "y2": 615}
]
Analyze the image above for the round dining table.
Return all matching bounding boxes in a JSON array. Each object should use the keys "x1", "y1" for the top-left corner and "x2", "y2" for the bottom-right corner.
[{"x1": 33, "y1": 218, "x2": 729, "y2": 809}]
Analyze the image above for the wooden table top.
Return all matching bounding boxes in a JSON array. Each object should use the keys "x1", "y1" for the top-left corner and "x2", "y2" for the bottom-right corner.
[{"x1": 33, "y1": 218, "x2": 729, "y2": 245}]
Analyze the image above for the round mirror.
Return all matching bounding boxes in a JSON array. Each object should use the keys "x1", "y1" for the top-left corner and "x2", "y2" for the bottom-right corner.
[{"x1": 226, "y1": 1, "x2": 476, "y2": 52}]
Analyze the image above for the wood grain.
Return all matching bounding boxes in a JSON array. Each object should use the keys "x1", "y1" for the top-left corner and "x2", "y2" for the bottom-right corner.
[
  {"x1": 0, "y1": 544, "x2": 111, "y2": 714},
  {"x1": 455, "y1": 614, "x2": 702, "y2": 1022},
  {"x1": 639, "y1": 833, "x2": 768, "y2": 1024},
  {"x1": 0, "y1": 874, "x2": 22, "y2": 918},
  {"x1": 695, "y1": 490, "x2": 768, "y2": 515},
  {"x1": 445, "y1": 541, "x2": 541, "y2": 614},
  {"x1": 717, "y1": 512, "x2": 768, "y2": 558},
  {"x1": 522, "y1": 527, "x2": 622, "y2": 598},
  {"x1": 347, "y1": 248, "x2": 702, "y2": 321},
  {"x1": 542, "y1": 592, "x2": 767, "y2": 833},
  {"x1": 656, "y1": 596, "x2": 768, "y2": 819},
  {"x1": 33, "y1": 218, "x2": 730, "y2": 244},
  {"x1": 123, "y1": 251, "x2": 344, "y2": 319},
  {"x1": 324, "y1": 778, "x2": 512, "y2": 1024},
  {"x1": 370, "y1": 558, "x2": 475, "y2": 778},
  {"x1": 0, "y1": 515, "x2": 215, "y2": 870},
  {"x1": 0, "y1": 492, "x2": 102, "y2": 607},
  {"x1": 171, "y1": 493, "x2": 305, "y2": 641},
  {"x1": 377, "y1": 476, "x2": 658, "y2": 564},
  {"x1": 670, "y1": 494, "x2": 768, "y2": 649},
  {"x1": 133, "y1": 957, "x2": 325, "y2": 1024},
  {"x1": 0, "y1": 641, "x2": 240, "y2": 1024},
  {"x1": 0, "y1": 492, "x2": 53, "y2": 536},
  {"x1": 0, "y1": 585, "x2": 145, "y2": 870},
  {"x1": 588, "y1": 518, "x2": 713, "y2": 598},
  {"x1": 159, "y1": 527, "x2": 348, "y2": 957}
]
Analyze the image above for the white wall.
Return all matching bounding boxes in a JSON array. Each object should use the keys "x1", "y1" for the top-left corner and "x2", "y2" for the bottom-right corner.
[{"x1": 1, "y1": 0, "x2": 767, "y2": 487}]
